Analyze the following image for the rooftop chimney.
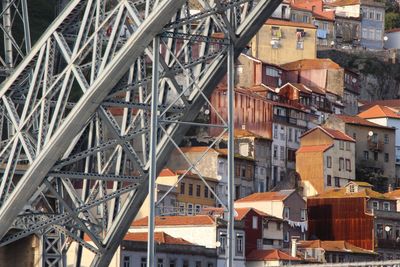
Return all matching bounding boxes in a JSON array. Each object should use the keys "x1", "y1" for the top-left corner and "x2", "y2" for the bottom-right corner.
[
  {"x1": 291, "y1": 237, "x2": 299, "y2": 258},
  {"x1": 242, "y1": 124, "x2": 246, "y2": 130},
  {"x1": 389, "y1": 184, "x2": 393, "y2": 193}
]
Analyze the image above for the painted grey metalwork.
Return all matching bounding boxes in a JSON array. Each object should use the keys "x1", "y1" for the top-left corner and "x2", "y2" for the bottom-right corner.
[{"x1": 0, "y1": 0, "x2": 282, "y2": 266}]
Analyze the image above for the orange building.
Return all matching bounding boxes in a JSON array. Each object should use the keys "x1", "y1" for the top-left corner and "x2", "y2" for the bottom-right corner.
[{"x1": 296, "y1": 126, "x2": 356, "y2": 196}]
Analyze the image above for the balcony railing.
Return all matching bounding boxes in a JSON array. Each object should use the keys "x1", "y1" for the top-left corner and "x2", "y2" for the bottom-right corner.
[{"x1": 376, "y1": 238, "x2": 400, "y2": 249}]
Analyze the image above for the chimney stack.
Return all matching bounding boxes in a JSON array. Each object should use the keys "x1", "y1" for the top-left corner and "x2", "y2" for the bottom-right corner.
[
  {"x1": 291, "y1": 237, "x2": 298, "y2": 257},
  {"x1": 389, "y1": 184, "x2": 393, "y2": 192}
]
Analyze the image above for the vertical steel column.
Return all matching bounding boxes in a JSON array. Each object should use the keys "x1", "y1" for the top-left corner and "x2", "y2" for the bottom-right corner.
[
  {"x1": 227, "y1": 29, "x2": 235, "y2": 267},
  {"x1": 147, "y1": 36, "x2": 160, "y2": 267},
  {"x1": 21, "y1": 0, "x2": 31, "y2": 53},
  {"x1": 2, "y1": 0, "x2": 12, "y2": 68}
]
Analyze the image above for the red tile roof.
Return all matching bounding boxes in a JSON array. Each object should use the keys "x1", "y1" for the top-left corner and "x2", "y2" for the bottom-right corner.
[
  {"x1": 358, "y1": 105, "x2": 400, "y2": 119},
  {"x1": 179, "y1": 146, "x2": 219, "y2": 153},
  {"x1": 159, "y1": 168, "x2": 176, "y2": 176},
  {"x1": 359, "y1": 99, "x2": 400, "y2": 111},
  {"x1": 298, "y1": 240, "x2": 376, "y2": 254},
  {"x1": 234, "y1": 207, "x2": 280, "y2": 221},
  {"x1": 247, "y1": 249, "x2": 302, "y2": 261},
  {"x1": 384, "y1": 189, "x2": 400, "y2": 199},
  {"x1": 311, "y1": 187, "x2": 390, "y2": 200},
  {"x1": 302, "y1": 126, "x2": 355, "y2": 142},
  {"x1": 281, "y1": 58, "x2": 341, "y2": 71},
  {"x1": 329, "y1": 0, "x2": 360, "y2": 6},
  {"x1": 266, "y1": 18, "x2": 317, "y2": 29},
  {"x1": 296, "y1": 144, "x2": 333, "y2": 153},
  {"x1": 334, "y1": 114, "x2": 394, "y2": 129},
  {"x1": 235, "y1": 191, "x2": 293, "y2": 203},
  {"x1": 290, "y1": 0, "x2": 335, "y2": 21},
  {"x1": 124, "y1": 232, "x2": 193, "y2": 245},
  {"x1": 131, "y1": 215, "x2": 216, "y2": 227}
]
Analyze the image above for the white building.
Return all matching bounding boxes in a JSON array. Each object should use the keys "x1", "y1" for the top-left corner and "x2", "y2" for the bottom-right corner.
[
  {"x1": 384, "y1": 28, "x2": 400, "y2": 49},
  {"x1": 130, "y1": 215, "x2": 246, "y2": 267}
]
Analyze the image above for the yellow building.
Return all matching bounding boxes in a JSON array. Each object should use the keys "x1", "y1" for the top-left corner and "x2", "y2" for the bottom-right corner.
[
  {"x1": 157, "y1": 169, "x2": 218, "y2": 215},
  {"x1": 250, "y1": 19, "x2": 317, "y2": 65}
]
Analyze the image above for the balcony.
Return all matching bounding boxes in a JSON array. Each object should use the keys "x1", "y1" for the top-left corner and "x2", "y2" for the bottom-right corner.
[
  {"x1": 368, "y1": 139, "x2": 384, "y2": 152},
  {"x1": 372, "y1": 209, "x2": 400, "y2": 220}
]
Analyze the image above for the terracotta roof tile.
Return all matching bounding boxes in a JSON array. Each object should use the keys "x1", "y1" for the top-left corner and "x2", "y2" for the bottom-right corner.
[
  {"x1": 334, "y1": 114, "x2": 394, "y2": 129},
  {"x1": 247, "y1": 249, "x2": 302, "y2": 261},
  {"x1": 131, "y1": 215, "x2": 216, "y2": 227},
  {"x1": 235, "y1": 207, "x2": 281, "y2": 221},
  {"x1": 359, "y1": 100, "x2": 400, "y2": 111},
  {"x1": 266, "y1": 18, "x2": 317, "y2": 29},
  {"x1": 302, "y1": 126, "x2": 355, "y2": 142},
  {"x1": 298, "y1": 240, "x2": 376, "y2": 254},
  {"x1": 124, "y1": 232, "x2": 193, "y2": 245},
  {"x1": 296, "y1": 144, "x2": 333, "y2": 153},
  {"x1": 384, "y1": 189, "x2": 400, "y2": 199},
  {"x1": 235, "y1": 190, "x2": 294, "y2": 203},
  {"x1": 179, "y1": 146, "x2": 219, "y2": 153},
  {"x1": 311, "y1": 187, "x2": 390, "y2": 200},
  {"x1": 159, "y1": 168, "x2": 176, "y2": 177},
  {"x1": 281, "y1": 58, "x2": 341, "y2": 71},
  {"x1": 358, "y1": 105, "x2": 400, "y2": 119},
  {"x1": 330, "y1": 0, "x2": 360, "y2": 6},
  {"x1": 290, "y1": 0, "x2": 335, "y2": 21}
]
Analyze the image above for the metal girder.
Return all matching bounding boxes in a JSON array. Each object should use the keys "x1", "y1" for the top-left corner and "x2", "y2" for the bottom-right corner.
[{"x1": 0, "y1": 0, "x2": 282, "y2": 266}]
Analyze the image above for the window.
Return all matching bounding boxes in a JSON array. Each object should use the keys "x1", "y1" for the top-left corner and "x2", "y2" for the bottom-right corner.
[
  {"x1": 364, "y1": 151, "x2": 369, "y2": 160},
  {"x1": 334, "y1": 177, "x2": 340, "y2": 187},
  {"x1": 296, "y1": 40, "x2": 304, "y2": 49},
  {"x1": 219, "y1": 234, "x2": 226, "y2": 254},
  {"x1": 263, "y1": 238, "x2": 273, "y2": 245},
  {"x1": 157, "y1": 259, "x2": 164, "y2": 267},
  {"x1": 141, "y1": 257, "x2": 147, "y2": 267},
  {"x1": 327, "y1": 175, "x2": 332, "y2": 186},
  {"x1": 236, "y1": 236, "x2": 244, "y2": 255},
  {"x1": 271, "y1": 26, "x2": 282, "y2": 39},
  {"x1": 374, "y1": 152, "x2": 378, "y2": 161},
  {"x1": 302, "y1": 15, "x2": 309, "y2": 23},
  {"x1": 301, "y1": 209, "x2": 307, "y2": 221},
  {"x1": 274, "y1": 125, "x2": 278, "y2": 138},
  {"x1": 252, "y1": 216, "x2": 258, "y2": 229},
  {"x1": 353, "y1": 132, "x2": 356, "y2": 139},
  {"x1": 241, "y1": 165, "x2": 246, "y2": 177},
  {"x1": 204, "y1": 186, "x2": 209, "y2": 198},
  {"x1": 188, "y1": 184, "x2": 193, "y2": 196},
  {"x1": 384, "y1": 134, "x2": 389, "y2": 144},
  {"x1": 345, "y1": 159, "x2": 351, "y2": 171},
  {"x1": 273, "y1": 145, "x2": 278, "y2": 159},
  {"x1": 345, "y1": 142, "x2": 350, "y2": 151},
  {"x1": 362, "y1": 28, "x2": 368, "y2": 38},
  {"x1": 385, "y1": 153, "x2": 389, "y2": 162},
  {"x1": 369, "y1": 28, "x2": 375, "y2": 40},
  {"x1": 369, "y1": 10, "x2": 374, "y2": 20},
  {"x1": 169, "y1": 259, "x2": 176, "y2": 267},
  {"x1": 291, "y1": 13, "x2": 297, "y2": 21},
  {"x1": 211, "y1": 187, "x2": 215, "y2": 199},
  {"x1": 195, "y1": 261, "x2": 201, "y2": 267},
  {"x1": 280, "y1": 146, "x2": 285, "y2": 161},
  {"x1": 277, "y1": 222, "x2": 281, "y2": 230},
  {"x1": 283, "y1": 207, "x2": 290, "y2": 219},
  {"x1": 123, "y1": 256, "x2": 130, "y2": 267},
  {"x1": 339, "y1": 141, "x2": 344, "y2": 150},
  {"x1": 288, "y1": 128, "x2": 293, "y2": 141},
  {"x1": 266, "y1": 68, "x2": 279, "y2": 77},
  {"x1": 339, "y1": 157, "x2": 344, "y2": 171},
  {"x1": 195, "y1": 204, "x2": 201, "y2": 214},
  {"x1": 372, "y1": 201, "x2": 379, "y2": 210},
  {"x1": 377, "y1": 224, "x2": 384, "y2": 239},
  {"x1": 327, "y1": 156, "x2": 332, "y2": 168},
  {"x1": 284, "y1": 231, "x2": 290, "y2": 242},
  {"x1": 376, "y1": 12, "x2": 382, "y2": 21},
  {"x1": 384, "y1": 202, "x2": 390, "y2": 211},
  {"x1": 187, "y1": 203, "x2": 193, "y2": 215},
  {"x1": 207, "y1": 263, "x2": 214, "y2": 267},
  {"x1": 180, "y1": 183, "x2": 185, "y2": 194},
  {"x1": 196, "y1": 185, "x2": 201, "y2": 197},
  {"x1": 375, "y1": 29, "x2": 382, "y2": 40},
  {"x1": 183, "y1": 260, "x2": 189, "y2": 267},
  {"x1": 179, "y1": 203, "x2": 186, "y2": 215}
]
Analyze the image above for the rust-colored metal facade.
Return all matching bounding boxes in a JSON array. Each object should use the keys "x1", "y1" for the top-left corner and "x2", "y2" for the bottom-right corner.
[
  {"x1": 308, "y1": 197, "x2": 374, "y2": 250},
  {"x1": 210, "y1": 88, "x2": 273, "y2": 139}
]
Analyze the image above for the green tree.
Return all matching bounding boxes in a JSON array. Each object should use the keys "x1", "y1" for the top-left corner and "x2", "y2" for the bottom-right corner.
[{"x1": 385, "y1": 12, "x2": 400, "y2": 30}]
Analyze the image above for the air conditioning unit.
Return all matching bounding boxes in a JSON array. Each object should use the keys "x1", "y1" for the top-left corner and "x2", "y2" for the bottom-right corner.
[{"x1": 270, "y1": 40, "x2": 280, "y2": 49}]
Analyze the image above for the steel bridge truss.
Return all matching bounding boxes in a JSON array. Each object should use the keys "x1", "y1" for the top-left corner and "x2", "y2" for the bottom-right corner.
[{"x1": 0, "y1": 0, "x2": 281, "y2": 266}]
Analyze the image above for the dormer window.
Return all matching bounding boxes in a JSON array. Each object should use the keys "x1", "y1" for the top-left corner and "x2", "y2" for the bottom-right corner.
[
  {"x1": 372, "y1": 201, "x2": 379, "y2": 210},
  {"x1": 383, "y1": 202, "x2": 390, "y2": 211},
  {"x1": 349, "y1": 184, "x2": 355, "y2": 193}
]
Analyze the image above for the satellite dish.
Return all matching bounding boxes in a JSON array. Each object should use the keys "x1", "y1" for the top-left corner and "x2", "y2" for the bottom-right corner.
[
  {"x1": 368, "y1": 131, "x2": 374, "y2": 137},
  {"x1": 215, "y1": 241, "x2": 221, "y2": 248},
  {"x1": 385, "y1": 225, "x2": 391, "y2": 232},
  {"x1": 217, "y1": 175, "x2": 222, "y2": 181},
  {"x1": 352, "y1": 78, "x2": 357, "y2": 83}
]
